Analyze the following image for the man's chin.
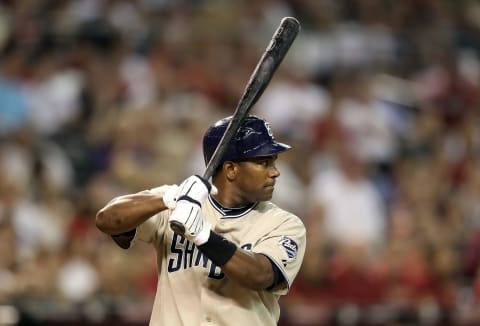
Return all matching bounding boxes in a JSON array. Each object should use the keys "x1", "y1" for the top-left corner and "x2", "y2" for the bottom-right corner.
[{"x1": 260, "y1": 191, "x2": 274, "y2": 201}]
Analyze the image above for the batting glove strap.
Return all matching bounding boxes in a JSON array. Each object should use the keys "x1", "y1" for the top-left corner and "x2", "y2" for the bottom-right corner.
[
  {"x1": 177, "y1": 195, "x2": 201, "y2": 207},
  {"x1": 197, "y1": 231, "x2": 237, "y2": 266}
]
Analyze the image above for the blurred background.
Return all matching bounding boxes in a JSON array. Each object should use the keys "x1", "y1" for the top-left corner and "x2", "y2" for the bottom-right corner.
[{"x1": 0, "y1": 0, "x2": 479, "y2": 325}]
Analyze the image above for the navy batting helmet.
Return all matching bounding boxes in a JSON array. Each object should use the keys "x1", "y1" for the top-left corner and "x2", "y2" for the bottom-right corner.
[{"x1": 202, "y1": 115, "x2": 291, "y2": 166}]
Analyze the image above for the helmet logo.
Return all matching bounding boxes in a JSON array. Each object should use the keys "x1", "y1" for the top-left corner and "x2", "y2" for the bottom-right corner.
[
  {"x1": 264, "y1": 121, "x2": 274, "y2": 139},
  {"x1": 242, "y1": 127, "x2": 256, "y2": 138}
]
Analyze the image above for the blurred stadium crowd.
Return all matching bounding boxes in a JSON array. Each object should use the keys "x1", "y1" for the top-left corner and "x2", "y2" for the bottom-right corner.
[{"x1": 0, "y1": 0, "x2": 480, "y2": 325}]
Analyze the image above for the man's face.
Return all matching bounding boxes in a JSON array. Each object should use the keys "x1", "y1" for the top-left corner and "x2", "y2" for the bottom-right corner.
[{"x1": 234, "y1": 155, "x2": 280, "y2": 203}]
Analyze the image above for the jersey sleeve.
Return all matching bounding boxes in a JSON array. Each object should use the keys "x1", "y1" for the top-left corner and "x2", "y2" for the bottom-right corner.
[
  {"x1": 252, "y1": 212, "x2": 306, "y2": 296},
  {"x1": 132, "y1": 211, "x2": 169, "y2": 244}
]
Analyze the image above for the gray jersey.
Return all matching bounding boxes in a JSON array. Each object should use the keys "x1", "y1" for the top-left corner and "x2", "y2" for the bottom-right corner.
[{"x1": 132, "y1": 186, "x2": 306, "y2": 326}]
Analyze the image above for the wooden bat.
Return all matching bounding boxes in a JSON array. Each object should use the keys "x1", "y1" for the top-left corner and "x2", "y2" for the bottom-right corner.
[{"x1": 170, "y1": 17, "x2": 301, "y2": 235}]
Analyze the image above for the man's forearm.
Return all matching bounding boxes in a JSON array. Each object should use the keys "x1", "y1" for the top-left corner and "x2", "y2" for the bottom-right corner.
[
  {"x1": 95, "y1": 192, "x2": 168, "y2": 235},
  {"x1": 196, "y1": 231, "x2": 275, "y2": 290},
  {"x1": 221, "y1": 250, "x2": 275, "y2": 290}
]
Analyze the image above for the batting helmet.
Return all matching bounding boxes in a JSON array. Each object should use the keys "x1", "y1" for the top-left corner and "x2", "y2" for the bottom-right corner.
[{"x1": 202, "y1": 115, "x2": 291, "y2": 166}]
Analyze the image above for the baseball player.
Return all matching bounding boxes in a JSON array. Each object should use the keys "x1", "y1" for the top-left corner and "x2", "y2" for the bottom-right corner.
[{"x1": 95, "y1": 115, "x2": 306, "y2": 325}]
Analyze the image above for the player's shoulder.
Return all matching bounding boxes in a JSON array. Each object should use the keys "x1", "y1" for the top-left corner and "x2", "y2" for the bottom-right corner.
[
  {"x1": 257, "y1": 200, "x2": 294, "y2": 214},
  {"x1": 256, "y1": 201, "x2": 305, "y2": 226}
]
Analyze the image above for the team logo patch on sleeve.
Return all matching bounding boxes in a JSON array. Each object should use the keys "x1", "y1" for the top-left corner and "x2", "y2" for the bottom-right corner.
[{"x1": 279, "y1": 237, "x2": 298, "y2": 259}]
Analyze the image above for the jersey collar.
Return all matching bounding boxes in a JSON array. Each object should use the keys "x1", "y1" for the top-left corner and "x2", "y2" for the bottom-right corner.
[{"x1": 208, "y1": 195, "x2": 257, "y2": 218}]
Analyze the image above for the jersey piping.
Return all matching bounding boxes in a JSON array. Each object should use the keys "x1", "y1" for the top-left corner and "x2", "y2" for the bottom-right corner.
[{"x1": 208, "y1": 195, "x2": 258, "y2": 218}]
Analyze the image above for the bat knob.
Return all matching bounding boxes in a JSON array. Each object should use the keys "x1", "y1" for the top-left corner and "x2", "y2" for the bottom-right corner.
[{"x1": 170, "y1": 221, "x2": 186, "y2": 235}]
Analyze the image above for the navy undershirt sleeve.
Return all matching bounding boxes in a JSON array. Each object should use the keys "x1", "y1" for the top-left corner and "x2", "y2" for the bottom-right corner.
[
  {"x1": 111, "y1": 229, "x2": 136, "y2": 249},
  {"x1": 262, "y1": 254, "x2": 285, "y2": 290}
]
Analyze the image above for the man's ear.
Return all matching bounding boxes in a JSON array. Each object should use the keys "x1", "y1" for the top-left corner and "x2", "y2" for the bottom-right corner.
[{"x1": 223, "y1": 161, "x2": 238, "y2": 181}]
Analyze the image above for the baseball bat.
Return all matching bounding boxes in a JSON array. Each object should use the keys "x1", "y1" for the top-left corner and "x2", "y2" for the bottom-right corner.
[{"x1": 170, "y1": 17, "x2": 301, "y2": 235}]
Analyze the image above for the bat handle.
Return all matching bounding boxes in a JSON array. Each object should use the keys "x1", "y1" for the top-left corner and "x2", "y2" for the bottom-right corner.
[{"x1": 169, "y1": 220, "x2": 186, "y2": 235}]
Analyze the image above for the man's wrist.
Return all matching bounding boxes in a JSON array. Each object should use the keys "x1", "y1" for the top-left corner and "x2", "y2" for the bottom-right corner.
[{"x1": 197, "y1": 231, "x2": 237, "y2": 266}]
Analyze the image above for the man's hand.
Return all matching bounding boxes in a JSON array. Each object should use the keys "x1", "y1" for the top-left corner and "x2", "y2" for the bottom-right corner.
[{"x1": 169, "y1": 175, "x2": 217, "y2": 244}]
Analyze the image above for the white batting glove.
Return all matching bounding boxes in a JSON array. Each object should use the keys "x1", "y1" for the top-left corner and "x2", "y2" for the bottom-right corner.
[
  {"x1": 169, "y1": 200, "x2": 212, "y2": 244},
  {"x1": 169, "y1": 175, "x2": 217, "y2": 244},
  {"x1": 176, "y1": 175, "x2": 218, "y2": 204}
]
